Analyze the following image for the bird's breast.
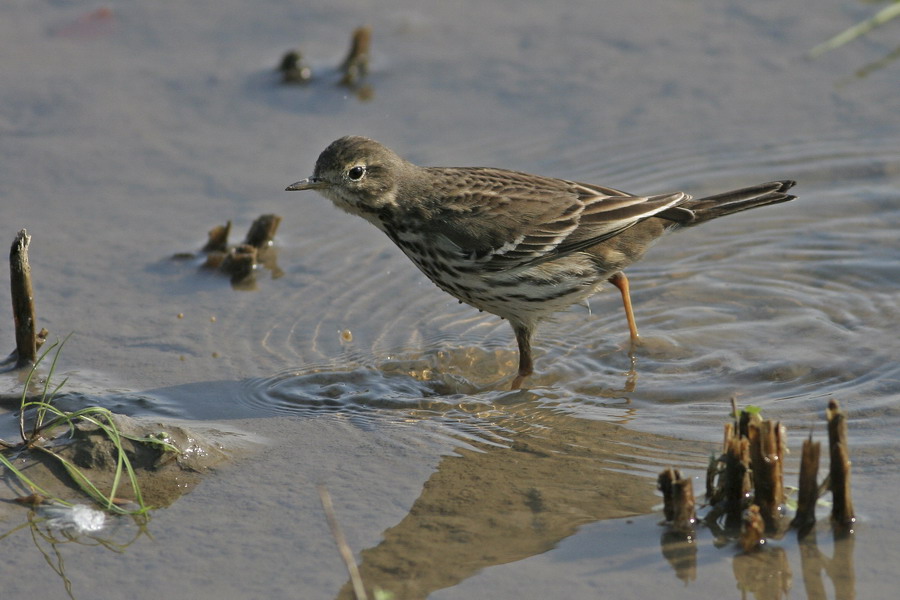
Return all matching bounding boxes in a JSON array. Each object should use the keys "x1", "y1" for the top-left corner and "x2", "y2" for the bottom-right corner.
[{"x1": 384, "y1": 223, "x2": 607, "y2": 322}]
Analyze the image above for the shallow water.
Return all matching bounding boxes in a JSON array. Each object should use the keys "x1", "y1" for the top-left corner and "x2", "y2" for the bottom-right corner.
[{"x1": 1, "y1": 1, "x2": 899, "y2": 599}]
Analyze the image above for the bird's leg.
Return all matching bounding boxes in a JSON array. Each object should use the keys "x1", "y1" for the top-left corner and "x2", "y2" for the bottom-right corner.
[
  {"x1": 510, "y1": 322, "x2": 534, "y2": 390},
  {"x1": 608, "y1": 271, "x2": 639, "y2": 343}
]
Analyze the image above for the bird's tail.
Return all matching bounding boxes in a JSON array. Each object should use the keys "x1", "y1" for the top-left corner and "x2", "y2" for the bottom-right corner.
[{"x1": 660, "y1": 180, "x2": 797, "y2": 227}]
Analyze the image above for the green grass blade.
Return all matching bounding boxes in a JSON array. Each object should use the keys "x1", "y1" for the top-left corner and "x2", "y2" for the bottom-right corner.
[
  {"x1": 5, "y1": 333, "x2": 151, "y2": 516},
  {"x1": 18, "y1": 338, "x2": 59, "y2": 440},
  {"x1": 809, "y1": 1, "x2": 900, "y2": 58},
  {"x1": 33, "y1": 334, "x2": 73, "y2": 436},
  {"x1": 0, "y1": 451, "x2": 66, "y2": 503}
]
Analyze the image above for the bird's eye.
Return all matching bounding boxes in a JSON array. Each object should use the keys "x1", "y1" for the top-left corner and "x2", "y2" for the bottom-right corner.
[{"x1": 348, "y1": 165, "x2": 366, "y2": 181}]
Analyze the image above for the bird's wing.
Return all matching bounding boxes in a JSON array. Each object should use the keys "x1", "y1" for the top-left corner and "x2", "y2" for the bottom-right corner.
[{"x1": 426, "y1": 168, "x2": 688, "y2": 272}]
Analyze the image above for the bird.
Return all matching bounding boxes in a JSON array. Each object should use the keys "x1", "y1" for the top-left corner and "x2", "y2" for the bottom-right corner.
[{"x1": 287, "y1": 136, "x2": 796, "y2": 389}]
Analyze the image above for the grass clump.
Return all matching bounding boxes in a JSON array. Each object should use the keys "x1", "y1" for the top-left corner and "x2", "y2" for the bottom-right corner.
[{"x1": 0, "y1": 336, "x2": 177, "y2": 516}]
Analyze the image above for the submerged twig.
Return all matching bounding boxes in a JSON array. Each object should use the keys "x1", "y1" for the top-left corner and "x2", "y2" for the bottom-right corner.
[{"x1": 318, "y1": 486, "x2": 368, "y2": 600}]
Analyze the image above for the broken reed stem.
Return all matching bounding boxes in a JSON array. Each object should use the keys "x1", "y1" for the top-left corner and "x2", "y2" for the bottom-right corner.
[
  {"x1": 657, "y1": 467, "x2": 680, "y2": 522},
  {"x1": 672, "y1": 478, "x2": 696, "y2": 532},
  {"x1": 748, "y1": 420, "x2": 785, "y2": 531},
  {"x1": 243, "y1": 214, "x2": 282, "y2": 249},
  {"x1": 722, "y1": 425, "x2": 751, "y2": 529},
  {"x1": 705, "y1": 453, "x2": 718, "y2": 505},
  {"x1": 827, "y1": 399, "x2": 855, "y2": 527},
  {"x1": 197, "y1": 215, "x2": 283, "y2": 286},
  {"x1": 731, "y1": 397, "x2": 752, "y2": 438},
  {"x1": 10, "y1": 229, "x2": 37, "y2": 368},
  {"x1": 791, "y1": 435, "x2": 821, "y2": 534},
  {"x1": 340, "y1": 25, "x2": 372, "y2": 85},
  {"x1": 658, "y1": 468, "x2": 696, "y2": 532},
  {"x1": 202, "y1": 221, "x2": 231, "y2": 253},
  {"x1": 318, "y1": 486, "x2": 368, "y2": 600},
  {"x1": 667, "y1": 401, "x2": 856, "y2": 553}
]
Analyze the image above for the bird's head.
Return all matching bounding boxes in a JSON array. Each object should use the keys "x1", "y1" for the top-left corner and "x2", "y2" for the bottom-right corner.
[{"x1": 286, "y1": 136, "x2": 409, "y2": 223}]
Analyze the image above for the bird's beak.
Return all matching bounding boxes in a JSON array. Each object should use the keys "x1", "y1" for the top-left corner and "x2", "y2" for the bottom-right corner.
[{"x1": 285, "y1": 177, "x2": 328, "y2": 191}]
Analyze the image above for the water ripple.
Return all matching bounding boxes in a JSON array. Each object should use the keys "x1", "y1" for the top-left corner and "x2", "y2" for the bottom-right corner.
[{"x1": 156, "y1": 134, "x2": 900, "y2": 452}]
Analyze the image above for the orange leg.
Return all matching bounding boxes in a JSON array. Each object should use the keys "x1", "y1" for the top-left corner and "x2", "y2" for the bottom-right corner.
[{"x1": 608, "y1": 271, "x2": 639, "y2": 342}]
